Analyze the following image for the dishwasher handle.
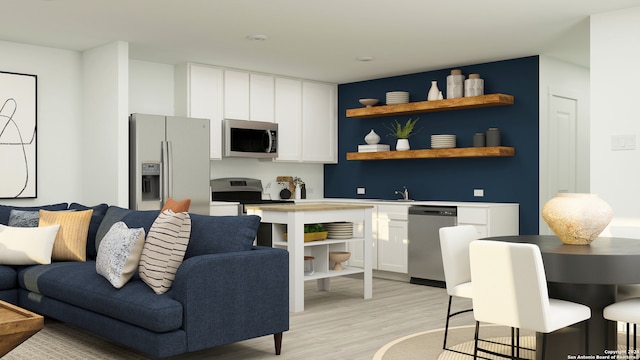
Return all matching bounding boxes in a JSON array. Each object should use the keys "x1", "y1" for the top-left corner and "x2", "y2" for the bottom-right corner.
[{"x1": 408, "y1": 206, "x2": 457, "y2": 217}]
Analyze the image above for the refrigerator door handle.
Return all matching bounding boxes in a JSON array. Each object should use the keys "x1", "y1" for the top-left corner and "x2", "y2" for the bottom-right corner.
[
  {"x1": 167, "y1": 140, "x2": 173, "y2": 199},
  {"x1": 161, "y1": 140, "x2": 169, "y2": 207}
]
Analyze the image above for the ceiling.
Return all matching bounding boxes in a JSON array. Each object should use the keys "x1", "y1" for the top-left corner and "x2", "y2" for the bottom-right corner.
[{"x1": 4, "y1": 0, "x2": 640, "y2": 84}]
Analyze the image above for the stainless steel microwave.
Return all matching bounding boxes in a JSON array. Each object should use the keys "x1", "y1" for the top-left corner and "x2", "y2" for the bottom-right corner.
[{"x1": 223, "y1": 119, "x2": 278, "y2": 158}]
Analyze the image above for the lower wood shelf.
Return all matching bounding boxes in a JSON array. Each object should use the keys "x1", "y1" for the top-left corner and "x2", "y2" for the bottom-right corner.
[{"x1": 346, "y1": 146, "x2": 514, "y2": 160}]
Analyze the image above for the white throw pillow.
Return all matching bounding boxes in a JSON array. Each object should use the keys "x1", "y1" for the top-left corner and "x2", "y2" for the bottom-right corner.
[
  {"x1": 0, "y1": 224, "x2": 60, "y2": 265},
  {"x1": 96, "y1": 221, "x2": 146, "y2": 289}
]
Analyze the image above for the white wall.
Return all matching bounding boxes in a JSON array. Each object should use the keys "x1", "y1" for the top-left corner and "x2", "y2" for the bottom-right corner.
[
  {"x1": 591, "y1": 7, "x2": 640, "y2": 234},
  {"x1": 538, "y1": 55, "x2": 590, "y2": 233},
  {"x1": 128, "y1": 60, "x2": 326, "y2": 199},
  {"x1": 0, "y1": 40, "x2": 83, "y2": 206},
  {"x1": 82, "y1": 42, "x2": 129, "y2": 207}
]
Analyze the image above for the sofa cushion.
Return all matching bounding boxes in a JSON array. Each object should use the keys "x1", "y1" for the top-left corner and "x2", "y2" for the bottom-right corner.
[
  {"x1": 8, "y1": 210, "x2": 40, "y2": 227},
  {"x1": 18, "y1": 262, "x2": 183, "y2": 332},
  {"x1": 139, "y1": 210, "x2": 191, "y2": 294},
  {"x1": 184, "y1": 214, "x2": 261, "y2": 259},
  {"x1": 0, "y1": 224, "x2": 59, "y2": 265},
  {"x1": 68, "y1": 203, "x2": 109, "y2": 260},
  {"x1": 95, "y1": 206, "x2": 133, "y2": 251},
  {"x1": 96, "y1": 222, "x2": 146, "y2": 288},
  {"x1": 0, "y1": 203, "x2": 68, "y2": 225},
  {"x1": 0, "y1": 265, "x2": 17, "y2": 290},
  {"x1": 39, "y1": 209, "x2": 93, "y2": 262}
]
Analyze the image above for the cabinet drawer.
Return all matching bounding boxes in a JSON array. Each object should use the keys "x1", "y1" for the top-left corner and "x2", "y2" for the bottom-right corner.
[
  {"x1": 457, "y1": 207, "x2": 487, "y2": 225},
  {"x1": 377, "y1": 205, "x2": 408, "y2": 221}
]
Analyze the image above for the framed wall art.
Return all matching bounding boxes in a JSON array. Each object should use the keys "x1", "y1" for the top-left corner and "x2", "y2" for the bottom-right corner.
[{"x1": 0, "y1": 71, "x2": 37, "y2": 199}]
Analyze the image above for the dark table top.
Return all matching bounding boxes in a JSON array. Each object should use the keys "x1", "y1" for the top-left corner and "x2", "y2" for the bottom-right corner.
[{"x1": 484, "y1": 235, "x2": 640, "y2": 285}]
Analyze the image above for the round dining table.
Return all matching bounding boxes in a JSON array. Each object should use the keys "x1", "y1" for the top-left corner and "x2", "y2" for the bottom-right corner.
[{"x1": 485, "y1": 235, "x2": 640, "y2": 359}]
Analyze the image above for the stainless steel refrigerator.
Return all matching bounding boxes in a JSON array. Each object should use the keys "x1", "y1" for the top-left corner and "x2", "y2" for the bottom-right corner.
[{"x1": 129, "y1": 113, "x2": 210, "y2": 215}]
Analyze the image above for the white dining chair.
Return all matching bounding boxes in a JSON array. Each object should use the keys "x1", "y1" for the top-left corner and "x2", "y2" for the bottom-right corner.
[
  {"x1": 469, "y1": 240, "x2": 591, "y2": 359},
  {"x1": 603, "y1": 298, "x2": 640, "y2": 350},
  {"x1": 439, "y1": 225, "x2": 477, "y2": 350}
]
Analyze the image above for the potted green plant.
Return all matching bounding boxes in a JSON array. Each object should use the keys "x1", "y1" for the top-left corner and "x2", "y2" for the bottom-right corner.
[{"x1": 385, "y1": 118, "x2": 421, "y2": 151}]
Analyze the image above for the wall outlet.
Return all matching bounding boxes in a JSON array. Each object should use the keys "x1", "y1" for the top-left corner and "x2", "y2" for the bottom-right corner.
[
  {"x1": 474, "y1": 189, "x2": 484, "y2": 197},
  {"x1": 357, "y1": 187, "x2": 366, "y2": 195}
]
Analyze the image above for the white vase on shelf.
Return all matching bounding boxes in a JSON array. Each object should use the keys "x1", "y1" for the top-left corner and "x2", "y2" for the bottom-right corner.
[
  {"x1": 364, "y1": 129, "x2": 380, "y2": 145},
  {"x1": 427, "y1": 81, "x2": 440, "y2": 101}
]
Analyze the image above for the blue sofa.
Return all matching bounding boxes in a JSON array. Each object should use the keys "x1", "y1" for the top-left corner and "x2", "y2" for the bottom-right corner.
[{"x1": 0, "y1": 203, "x2": 289, "y2": 358}]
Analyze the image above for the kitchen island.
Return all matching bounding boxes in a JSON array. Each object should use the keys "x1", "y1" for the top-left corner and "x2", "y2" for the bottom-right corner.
[{"x1": 246, "y1": 203, "x2": 373, "y2": 312}]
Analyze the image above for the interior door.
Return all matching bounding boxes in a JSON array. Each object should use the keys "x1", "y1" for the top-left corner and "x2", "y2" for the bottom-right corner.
[{"x1": 542, "y1": 95, "x2": 578, "y2": 234}]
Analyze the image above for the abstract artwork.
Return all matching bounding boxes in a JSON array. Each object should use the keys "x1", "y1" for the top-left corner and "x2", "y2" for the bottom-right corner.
[{"x1": 0, "y1": 71, "x2": 37, "y2": 198}]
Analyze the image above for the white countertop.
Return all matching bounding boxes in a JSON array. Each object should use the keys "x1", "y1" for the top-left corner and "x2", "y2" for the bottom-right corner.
[{"x1": 293, "y1": 198, "x2": 518, "y2": 207}]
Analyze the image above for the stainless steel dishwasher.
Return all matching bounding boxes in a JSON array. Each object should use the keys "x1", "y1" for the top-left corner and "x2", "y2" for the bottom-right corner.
[{"x1": 408, "y1": 205, "x2": 457, "y2": 287}]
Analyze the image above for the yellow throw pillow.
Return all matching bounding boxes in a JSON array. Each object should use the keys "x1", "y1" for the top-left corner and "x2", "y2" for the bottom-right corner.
[{"x1": 39, "y1": 209, "x2": 93, "y2": 262}]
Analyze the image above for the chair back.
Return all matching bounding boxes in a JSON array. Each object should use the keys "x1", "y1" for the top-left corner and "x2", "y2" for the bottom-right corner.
[
  {"x1": 439, "y1": 225, "x2": 478, "y2": 295},
  {"x1": 469, "y1": 240, "x2": 551, "y2": 332}
]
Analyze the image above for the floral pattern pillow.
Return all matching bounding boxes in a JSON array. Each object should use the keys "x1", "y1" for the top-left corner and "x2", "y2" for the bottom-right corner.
[{"x1": 96, "y1": 221, "x2": 146, "y2": 288}]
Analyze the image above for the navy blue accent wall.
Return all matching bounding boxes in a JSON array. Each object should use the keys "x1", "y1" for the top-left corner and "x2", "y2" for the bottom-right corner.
[{"x1": 324, "y1": 56, "x2": 539, "y2": 235}]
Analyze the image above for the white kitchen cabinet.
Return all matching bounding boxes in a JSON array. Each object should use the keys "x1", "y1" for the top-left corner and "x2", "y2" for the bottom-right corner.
[
  {"x1": 347, "y1": 204, "x2": 407, "y2": 274},
  {"x1": 376, "y1": 204, "x2": 408, "y2": 273},
  {"x1": 273, "y1": 79, "x2": 337, "y2": 163},
  {"x1": 302, "y1": 81, "x2": 337, "y2": 163},
  {"x1": 224, "y1": 69, "x2": 250, "y2": 120},
  {"x1": 457, "y1": 205, "x2": 519, "y2": 238},
  {"x1": 209, "y1": 202, "x2": 240, "y2": 216},
  {"x1": 174, "y1": 63, "x2": 224, "y2": 159},
  {"x1": 274, "y1": 77, "x2": 302, "y2": 161},
  {"x1": 249, "y1": 73, "x2": 275, "y2": 122}
]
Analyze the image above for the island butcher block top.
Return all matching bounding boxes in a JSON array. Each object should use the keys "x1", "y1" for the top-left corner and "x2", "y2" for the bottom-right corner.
[{"x1": 245, "y1": 203, "x2": 373, "y2": 212}]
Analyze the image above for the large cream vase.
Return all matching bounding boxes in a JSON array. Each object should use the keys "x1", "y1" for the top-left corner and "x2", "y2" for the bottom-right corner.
[{"x1": 541, "y1": 193, "x2": 613, "y2": 245}]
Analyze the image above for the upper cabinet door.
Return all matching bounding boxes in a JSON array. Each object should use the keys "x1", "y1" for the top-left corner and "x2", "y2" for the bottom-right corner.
[
  {"x1": 249, "y1": 73, "x2": 275, "y2": 122},
  {"x1": 224, "y1": 70, "x2": 250, "y2": 120},
  {"x1": 188, "y1": 65, "x2": 224, "y2": 159},
  {"x1": 302, "y1": 81, "x2": 337, "y2": 163},
  {"x1": 274, "y1": 77, "x2": 302, "y2": 161}
]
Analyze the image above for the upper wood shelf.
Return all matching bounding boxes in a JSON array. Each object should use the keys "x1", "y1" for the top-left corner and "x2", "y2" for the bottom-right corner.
[
  {"x1": 346, "y1": 146, "x2": 514, "y2": 160},
  {"x1": 346, "y1": 93, "x2": 514, "y2": 119}
]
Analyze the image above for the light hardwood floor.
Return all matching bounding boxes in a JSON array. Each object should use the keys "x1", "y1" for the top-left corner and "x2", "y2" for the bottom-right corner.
[{"x1": 173, "y1": 276, "x2": 475, "y2": 360}]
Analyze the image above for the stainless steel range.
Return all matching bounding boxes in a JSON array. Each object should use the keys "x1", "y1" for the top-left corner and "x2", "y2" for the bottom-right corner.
[{"x1": 210, "y1": 177, "x2": 293, "y2": 246}]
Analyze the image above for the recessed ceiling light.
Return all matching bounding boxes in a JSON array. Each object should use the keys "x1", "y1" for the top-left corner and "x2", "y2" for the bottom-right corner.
[
  {"x1": 246, "y1": 34, "x2": 268, "y2": 41},
  {"x1": 356, "y1": 56, "x2": 375, "y2": 62}
]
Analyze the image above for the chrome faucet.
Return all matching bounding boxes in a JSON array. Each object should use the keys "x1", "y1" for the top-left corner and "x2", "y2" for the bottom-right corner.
[{"x1": 394, "y1": 186, "x2": 410, "y2": 201}]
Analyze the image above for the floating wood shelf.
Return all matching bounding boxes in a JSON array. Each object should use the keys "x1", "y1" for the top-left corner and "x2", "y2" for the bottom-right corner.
[
  {"x1": 346, "y1": 93, "x2": 514, "y2": 119},
  {"x1": 346, "y1": 146, "x2": 515, "y2": 160}
]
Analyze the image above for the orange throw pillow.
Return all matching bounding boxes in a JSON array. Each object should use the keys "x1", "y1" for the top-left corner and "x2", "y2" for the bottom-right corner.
[{"x1": 161, "y1": 198, "x2": 191, "y2": 213}]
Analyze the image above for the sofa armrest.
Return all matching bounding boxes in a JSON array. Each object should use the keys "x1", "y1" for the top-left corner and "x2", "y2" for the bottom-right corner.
[{"x1": 170, "y1": 246, "x2": 289, "y2": 352}]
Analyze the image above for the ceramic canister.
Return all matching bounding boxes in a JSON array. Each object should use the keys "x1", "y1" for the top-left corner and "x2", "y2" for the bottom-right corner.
[
  {"x1": 446, "y1": 69, "x2": 465, "y2": 99},
  {"x1": 486, "y1": 128, "x2": 500, "y2": 146},
  {"x1": 473, "y1": 133, "x2": 486, "y2": 147},
  {"x1": 464, "y1": 73, "x2": 484, "y2": 97}
]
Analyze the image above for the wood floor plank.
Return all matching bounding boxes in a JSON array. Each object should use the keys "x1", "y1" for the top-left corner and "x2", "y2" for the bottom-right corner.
[{"x1": 172, "y1": 276, "x2": 475, "y2": 359}]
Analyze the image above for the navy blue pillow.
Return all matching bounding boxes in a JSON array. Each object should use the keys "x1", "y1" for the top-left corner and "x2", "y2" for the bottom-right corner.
[
  {"x1": 69, "y1": 203, "x2": 109, "y2": 260},
  {"x1": 184, "y1": 214, "x2": 261, "y2": 259},
  {"x1": 0, "y1": 203, "x2": 68, "y2": 225}
]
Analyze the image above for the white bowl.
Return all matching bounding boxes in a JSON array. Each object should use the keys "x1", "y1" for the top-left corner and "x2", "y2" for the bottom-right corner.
[{"x1": 359, "y1": 98, "x2": 379, "y2": 108}]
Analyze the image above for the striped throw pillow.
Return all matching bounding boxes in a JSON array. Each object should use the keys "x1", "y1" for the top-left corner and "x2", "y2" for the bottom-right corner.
[{"x1": 138, "y1": 210, "x2": 191, "y2": 294}]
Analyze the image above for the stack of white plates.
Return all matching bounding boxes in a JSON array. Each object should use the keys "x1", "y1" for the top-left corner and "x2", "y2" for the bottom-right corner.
[
  {"x1": 323, "y1": 222, "x2": 353, "y2": 239},
  {"x1": 431, "y1": 134, "x2": 456, "y2": 149},
  {"x1": 386, "y1": 91, "x2": 409, "y2": 105}
]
